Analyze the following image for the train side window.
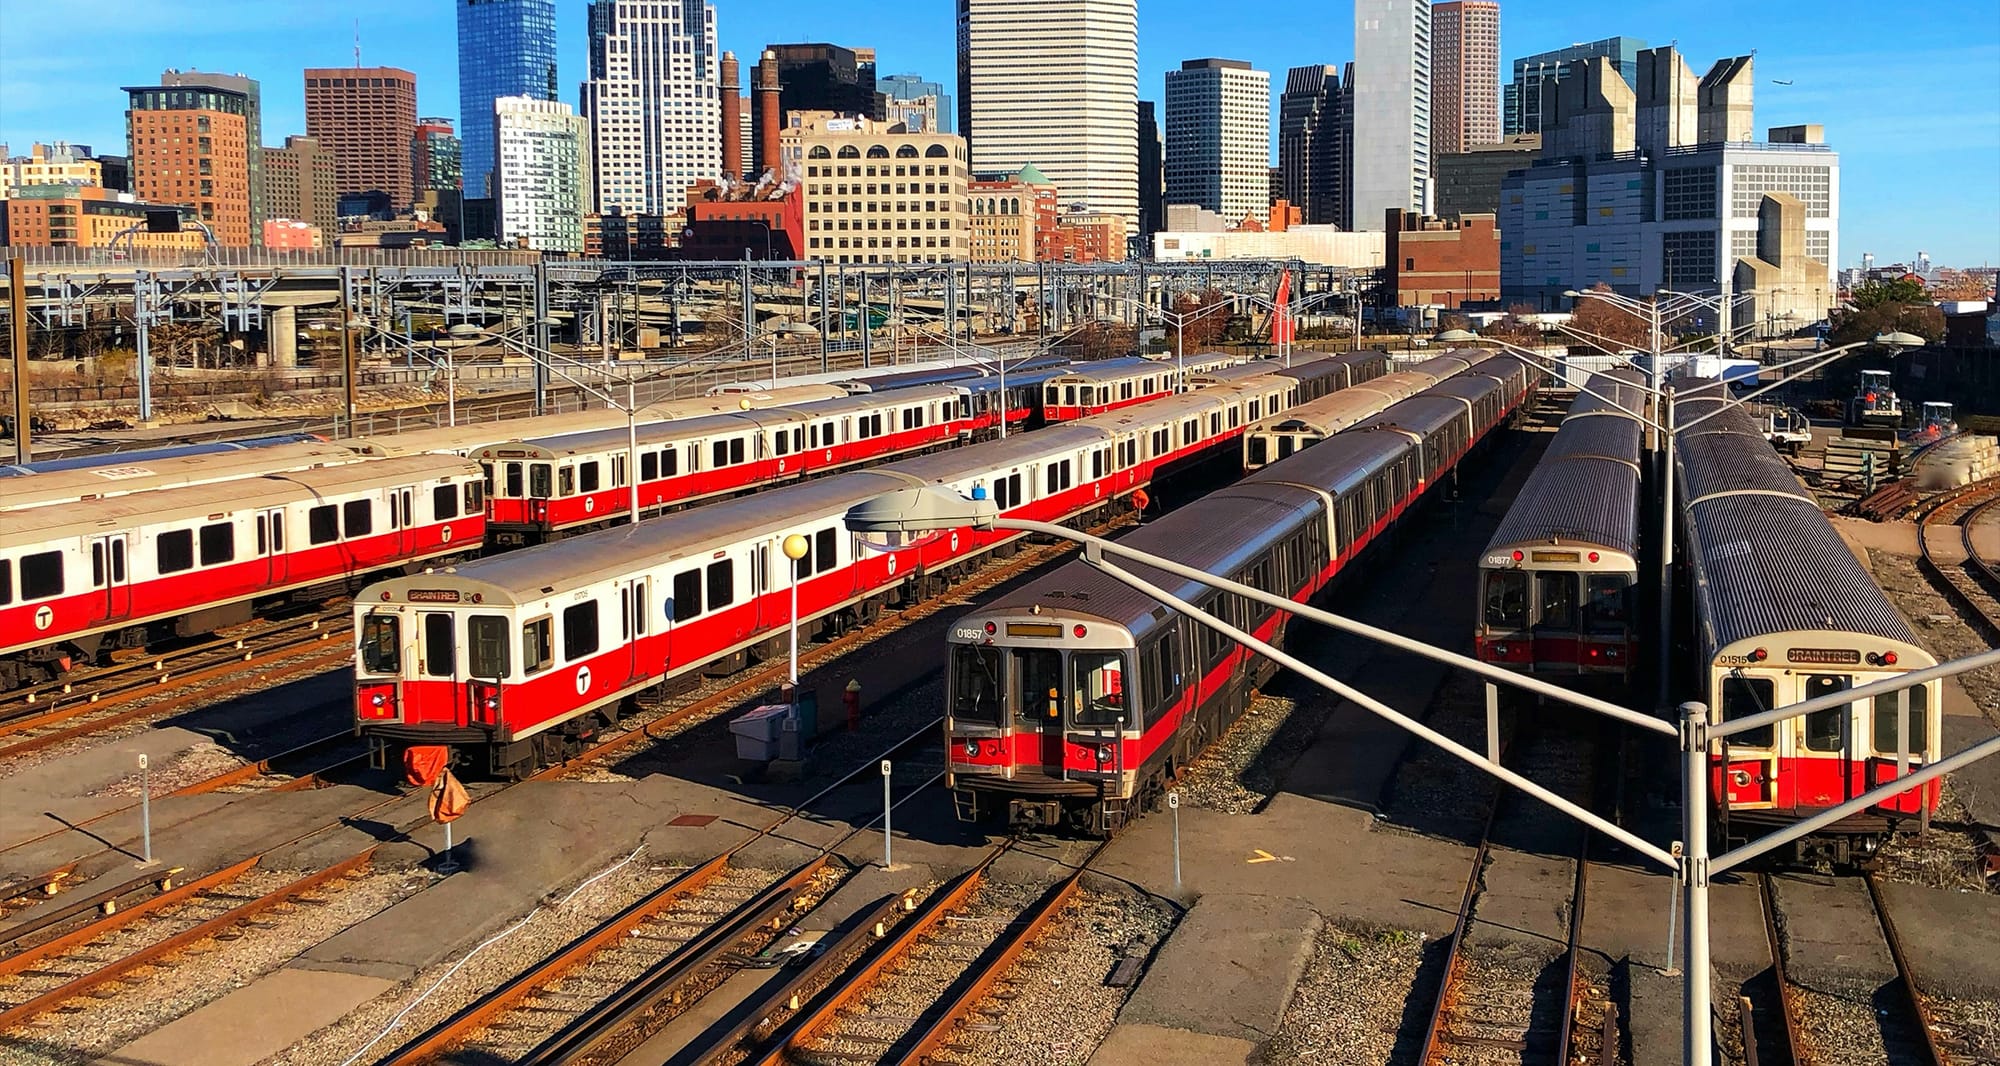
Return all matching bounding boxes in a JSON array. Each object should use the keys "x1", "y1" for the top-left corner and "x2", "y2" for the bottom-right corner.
[
  {"x1": 1073, "y1": 651, "x2": 1128, "y2": 726},
  {"x1": 1091, "y1": 451, "x2": 1103, "y2": 479},
  {"x1": 433, "y1": 485, "x2": 459, "y2": 521},
  {"x1": 1248, "y1": 437, "x2": 1267, "y2": 466},
  {"x1": 820, "y1": 421, "x2": 834, "y2": 446},
  {"x1": 711, "y1": 441, "x2": 730, "y2": 467},
  {"x1": 19, "y1": 550, "x2": 62, "y2": 599},
  {"x1": 1045, "y1": 465, "x2": 1058, "y2": 494},
  {"x1": 421, "y1": 613, "x2": 454, "y2": 678},
  {"x1": 521, "y1": 617, "x2": 554, "y2": 675},
  {"x1": 0, "y1": 559, "x2": 13, "y2": 605},
  {"x1": 468, "y1": 616, "x2": 510, "y2": 679},
  {"x1": 505, "y1": 463, "x2": 524, "y2": 497},
  {"x1": 199, "y1": 523, "x2": 235, "y2": 566},
  {"x1": 310, "y1": 505, "x2": 338, "y2": 545},
  {"x1": 731, "y1": 438, "x2": 746, "y2": 464},
  {"x1": 707, "y1": 560, "x2": 735, "y2": 610},
  {"x1": 462, "y1": 483, "x2": 482, "y2": 514},
  {"x1": 359, "y1": 614, "x2": 400, "y2": 675},
  {"x1": 774, "y1": 431, "x2": 790, "y2": 457},
  {"x1": 660, "y1": 449, "x2": 678, "y2": 477},
  {"x1": 1720, "y1": 676, "x2": 1775, "y2": 747},
  {"x1": 1535, "y1": 572, "x2": 1576, "y2": 629},
  {"x1": 558, "y1": 466, "x2": 576, "y2": 496},
  {"x1": 951, "y1": 644, "x2": 1005, "y2": 723},
  {"x1": 93, "y1": 543, "x2": 105, "y2": 586},
  {"x1": 1802, "y1": 675, "x2": 1849, "y2": 752},
  {"x1": 579, "y1": 462, "x2": 601, "y2": 493},
  {"x1": 794, "y1": 535, "x2": 813, "y2": 580},
  {"x1": 1872, "y1": 685, "x2": 1930, "y2": 754},
  {"x1": 529, "y1": 464, "x2": 552, "y2": 498},
  {"x1": 1585, "y1": 576, "x2": 1631, "y2": 632},
  {"x1": 671, "y1": 569, "x2": 702, "y2": 622},
  {"x1": 641, "y1": 451, "x2": 659, "y2": 480},
  {"x1": 156, "y1": 530, "x2": 195, "y2": 575},
  {"x1": 343, "y1": 500, "x2": 373, "y2": 539},
  {"x1": 562, "y1": 602, "x2": 600, "y2": 661},
  {"x1": 1484, "y1": 571, "x2": 1528, "y2": 628},
  {"x1": 815, "y1": 528, "x2": 837, "y2": 573}
]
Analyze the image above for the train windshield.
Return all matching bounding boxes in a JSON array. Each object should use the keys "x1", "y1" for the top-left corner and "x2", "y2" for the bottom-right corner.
[
  {"x1": 951, "y1": 644, "x2": 1005, "y2": 723},
  {"x1": 1720, "y1": 675, "x2": 1775, "y2": 747},
  {"x1": 359, "y1": 614, "x2": 400, "y2": 675},
  {"x1": 1072, "y1": 652, "x2": 1128, "y2": 726},
  {"x1": 468, "y1": 615, "x2": 511, "y2": 680},
  {"x1": 1483, "y1": 571, "x2": 1528, "y2": 628},
  {"x1": 1872, "y1": 685, "x2": 1930, "y2": 754},
  {"x1": 1801, "y1": 675, "x2": 1850, "y2": 752},
  {"x1": 1535, "y1": 572, "x2": 1576, "y2": 629},
  {"x1": 1017, "y1": 649, "x2": 1064, "y2": 728},
  {"x1": 1585, "y1": 576, "x2": 1632, "y2": 632}
]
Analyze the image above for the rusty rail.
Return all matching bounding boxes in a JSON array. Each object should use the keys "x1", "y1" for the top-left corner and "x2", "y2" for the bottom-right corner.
[
  {"x1": 0, "y1": 857, "x2": 255, "y2": 976},
  {"x1": 1865, "y1": 872, "x2": 1951, "y2": 1066},
  {"x1": 1751, "y1": 873, "x2": 1806, "y2": 1066}
]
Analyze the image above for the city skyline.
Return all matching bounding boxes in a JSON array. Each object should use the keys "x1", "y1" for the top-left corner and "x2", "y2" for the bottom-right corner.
[{"x1": 0, "y1": 0, "x2": 1993, "y2": 262}]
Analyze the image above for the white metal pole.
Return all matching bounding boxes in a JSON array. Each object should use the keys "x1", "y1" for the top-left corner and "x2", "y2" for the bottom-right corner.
[
  {"x1": 138, "y1": 753, "x2": 152, "y2": 865},
  {"x1": 881, "y1": 759, "x2": 894, "y2": 868},
  {"x1": 1658, "y1": 387, "x2": 1677, "y2": 710},
  {"x1": 1682, "y1": 700, "x2": 1712, "y2": 1066},
  {"x1": 999, "y1": 353, "x2": 1007, "y2": 439},
  {"x1": 627, "y1": 380, "x2": 640, "y2": 525},
  {"x1": 788, "y1": 559, "x2": 800, "y2": 686},
  {"x1": 446, "y1": 347, "x2": 456, "y2": 428}
]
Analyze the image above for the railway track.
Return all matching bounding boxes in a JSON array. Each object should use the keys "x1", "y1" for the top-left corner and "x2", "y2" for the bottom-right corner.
[
  {"x1": 1914, "y1": 478, "x2": 2000, "y2": 645},
  {"x1": 0, "y1": 611, "x2": 353, "y2": 760}
]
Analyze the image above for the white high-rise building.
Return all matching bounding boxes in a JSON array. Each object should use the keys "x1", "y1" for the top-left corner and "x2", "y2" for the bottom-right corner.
[
  {"x1": 1164, "y1": 59, "x2": 1272, "y2": 225},
  {"x1": 1352, "y1": 0, "x2": 1433, "y2": 228},
  {"x1": 579, "y1": 0, "x2": 719, "y2": 215},
  {"x1": 494, "y1": 96, "x2": 591, "y2": 252},
  {"x1": 957, "y1": 0, "x2": 1138, "y2": 226}
]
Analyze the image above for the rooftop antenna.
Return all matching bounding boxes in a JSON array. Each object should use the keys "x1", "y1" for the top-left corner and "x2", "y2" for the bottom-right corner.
[{"x1": 354, "y1": 19, "x2": 361, "y2": 67}]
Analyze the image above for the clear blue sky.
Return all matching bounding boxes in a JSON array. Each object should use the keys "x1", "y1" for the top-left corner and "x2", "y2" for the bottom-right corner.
[{"x1": 2, "y1": 0, "x2": 1993, "y2": 266}]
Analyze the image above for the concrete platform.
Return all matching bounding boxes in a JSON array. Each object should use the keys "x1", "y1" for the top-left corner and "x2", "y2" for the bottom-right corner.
[
  {"x1": 97, "y1": 967, "x2": 392, "y2": 1066},
  {"x1": 1769, "y1": 873, "x2": 1894, "y2": 998},
  {"x1": 1470, "y1": 847, "x2": 1576, "y2": 952},
  {"x1": 1088, "y1": 1023, "x2": 1260, "y2": 1066},
  {"x1": 1880, "y1": 879, "x2": 2000, "y2": 1001},
  {"x1": 1111, "y1": 893, "x2": 1320, "y2": 1048},
  {"x1": 1943, "y1": 712, "x2": 2000, "y2": 831}
]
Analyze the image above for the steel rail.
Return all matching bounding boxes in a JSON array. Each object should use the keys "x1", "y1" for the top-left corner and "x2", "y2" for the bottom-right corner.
[
  {"x1": 1865, "y1": 871, "x2": 1951, "y2": 1066},
  {"x1": 1753, "y1": 873, "x2": 1806, "y2": 1066}
]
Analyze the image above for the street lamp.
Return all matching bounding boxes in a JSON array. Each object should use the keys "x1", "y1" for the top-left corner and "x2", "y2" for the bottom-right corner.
[
  {"x1": 782, "y1": 533, "x2": 809, "y2": 690},
  {"x1": 1440, "y1": 326, "x2": 1926, "y2": 709},
  {"x1": 766, "y1": 321, "x2": 819, "y2": 387}
]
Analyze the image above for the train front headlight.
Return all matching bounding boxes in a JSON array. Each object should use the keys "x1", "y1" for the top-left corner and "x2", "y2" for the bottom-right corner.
[
  {"x1": 370, "y1": 693, "x2": 386, "y2": 708},
  {"x1": 1096, "y1": 745, "x2": 1114, "y2": 765},
  {"x1": 1730, "y1": 769, "x2": 1753, "y2": 788}
]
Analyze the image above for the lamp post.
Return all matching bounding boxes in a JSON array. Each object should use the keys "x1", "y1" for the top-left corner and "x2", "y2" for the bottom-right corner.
[
  {"x1": 1093, "y1": 291, "x2": 1232, "y2": 381},
  {"x1": 782, "y1": 533, "x2": 809, "y2": 689},
  {"x1": 1437, "y1": 325, "x2": 1926, "y2": 709}
]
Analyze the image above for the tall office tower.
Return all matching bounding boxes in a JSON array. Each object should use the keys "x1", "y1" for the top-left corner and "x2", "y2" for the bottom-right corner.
[
  {"x1": 457, "y1": 0, "x2": 557, "y2": 199},
  {"x1": 879, "y1": 73, "x2": 952, "y2": 133},
  {"x1": 1352, "y1": 0, "x2": 1433, "y2": 226},
  {"x1": 304, "y1": 67, "x2": 418, "y2": 206},
  {"x1": 1137, "y1": 100, "x2": 1163, "y2": 245},
  {"x1": 124, "y1": 81, "x2": 253, "y2": 246},
  {"x1": 494, "y1": 96, "x2": 590, "y2": 252},
  {"x1": 160, "y1": 70, "x2": 264, "y2": 244},
  {"x1": 765, "y1": 44, "x2": 877, "y2": 122},
  {"x1": 1163, "y1": 59, "x2": 1272, "y2": 224},
  {"x1": 265, "y1": 134, "x2": 339, "y2": 231},
  {"x1": 1430, "y1": 1, "x2": 1499, "y2": 156},
  {"x1": 958, "y1": 0, "x2": 1139, "y2": 226},
  {"x1": 1504, "y1": 36, "x2": 1644, "y2": 135},
  {"x1": 1279, "y1": 64, "x2": 1349, "y2": 226},
  {"x1": 580, "y1": 0, "x2": 720, "y2": 214},
  {"x1": 412, "y1": 118, "x2": 461, "y2": 193}
]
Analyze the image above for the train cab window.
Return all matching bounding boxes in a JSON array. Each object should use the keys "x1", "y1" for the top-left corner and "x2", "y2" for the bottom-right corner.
[
  {"x1": 774, "y1": 432, "x2": 790, "y2": 457},
  {"x1": 579, "y1": 462, "x2": 601, "y2": 493},
  {"x1": 1484, "y1": 571, "x2": 1528, "y2": 628},
  {"x1": 558, "y1": 466, "x2": 577, "y2": 496},
  {"x1": 343, "y1": 500, "x2": 373, "y2": 539},
  {"x1": 1246, "y1": 437, "x2": 1267, "y2": 466},
  {"x1": 19, "y1": 550, "x2": 63, "y2": 600},
  {"x1": 1872, "y1": 685, "x2": 1930, "y2": 754},
  {"x1": 522, "y1": 617, "x2": 554, "y2": 675},
  {"x1": 951, "y1": 644, "x2": 1005, "y2": 723},
  {"x1": 504, "y1": 463, "x2": 524, "y2": 498},
  {"x1": 1535, "y1": 572, "x2": 1576, "y2": 629},
  {"x1": 1584, "y1": 576, "x2": 1631, "y2": 632},
  {"x1": 1720, "y1": 676, "x2": 1775, "y2": 747},
  {"x1": 157, "y1": 530, "x2": 195, "y2": 575},
  {"x1": 1072, "y1": 652, "x2": 1128, "y2": 726},
  {"x1": 1016, "y1": 649, "x2": 1064, "y2": 726},
  {"x1": 706, "y1": 560, "x2": 735, "y2": 610},
  {"x1": 481, "y1": 463, "x2": 496, "y2": 499},
  {"x1": 421, "y1": 614, "x2": 454, "y2": 678},
  {"x1": 1802, "y1": 675, "x2": 1849, "y2": 752},
  {"x1": 1064, "y1": 386, "x2": 1078, "y2": 407},
  {"x1": 309, "y1": 505, "x2": 339, "y2": 545},
  {"x1": 562, "y1": 602, "x2": 600, "y2": 661},
  {"x1": 529, "y1": 464, "x2": 553, "y2": 498},
  {"x1": 199, "y1": 523, "x2": 234, "y2": 566},
  {"x1": 464, "y1": 482, "x2": 483, "y2": 514},
  {"x1": 815, "y1": 528, "x2": 837, "y2": 573},
  {"x1": 671, "y1": 569, "x2": 702, "y2": 622},
  {"x1": 468, "y1": 616, "x2": 510, "y2": 679},
  {"x1": 358, "y1": 614, "x2": 400, "y2": 675}
]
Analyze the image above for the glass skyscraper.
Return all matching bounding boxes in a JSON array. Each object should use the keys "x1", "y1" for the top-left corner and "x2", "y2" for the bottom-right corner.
[{"x1": 457, "y1": 0, "x2": 557, "y2": 199}]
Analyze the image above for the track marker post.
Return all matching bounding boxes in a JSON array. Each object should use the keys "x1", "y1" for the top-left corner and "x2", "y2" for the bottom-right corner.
[
  {"x1": 881, "y1": 760, "x2": 894, "y2": 869},
  {"x1": 137, "y1": 754, "x2": 154, "y2": 866},
  {"x1": 1167, "y1": 790, "x2": 1182, "y2": 894}
]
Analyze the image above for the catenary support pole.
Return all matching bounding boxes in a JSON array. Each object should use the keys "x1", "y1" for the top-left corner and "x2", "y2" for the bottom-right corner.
[{"x1": 8, "y1": 253, "x2": 29, "y2": 464}]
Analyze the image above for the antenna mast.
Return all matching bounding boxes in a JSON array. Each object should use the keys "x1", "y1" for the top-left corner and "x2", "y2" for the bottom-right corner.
[{"x1": 353, "y1": 19, "x2": 361, "y2": 67}]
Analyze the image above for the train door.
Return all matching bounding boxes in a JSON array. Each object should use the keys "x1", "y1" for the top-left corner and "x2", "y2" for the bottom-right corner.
[
  {"x1": 1792, "y1": 674, "x2": 1855, "y2": 810},
  {"x1": 620, "y1": 578, "x2": 650, "y2": 686},
  {"x1": 1016, "y1": 648, "x2": 1066, "y2": 779},
  {"x1": 752, "y1": 543, "x2": 770, "y2": 630},
  {"x1": 90, "y1": 534, "x2": 132, "y2": 624},
  {"x1": 396, "y1": 487, "x2": 416, "y2": 554},
  {"x1": 263, "y1": 509, "x2": 289, "y2": 586},
  {"x1": 418, "y1": 611, "x2": 469, "y2": 727},
  {"x1": 1530, "y1": 571, "x2": 1580, "y2": 671}
]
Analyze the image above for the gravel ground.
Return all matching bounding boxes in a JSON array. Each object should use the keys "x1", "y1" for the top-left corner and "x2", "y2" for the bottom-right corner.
[
  {"x1": 1930, "y1": 996, "x2": 2000, "y2": 1062},
  {"x1": 89, "y1": 742, "x2": 248, "y2": 797},
  {"x1": 1171, "y1": 692, "x2": 1316, "y2": 814},
  {"x1": 1266, "y1": 921, "x2": 1435, "y2": 1064},
  {"x1": 947, "y1": 886, "x2": 1175, "y2": 1066},
  {"x1": 1791, "y1": 984, "x2": 1897, "y2": 1066},
  {"x1": 1378, "y1": 671, "x2": 1500, "y2": 844},
  {"x1": 1872, "y1": 781, "x2": 1996, "y2": 893},
  {"x1": 0, "y1": 865, "x2": 427, "y2": 1066},
  {"x1": 254, "y1": 855, "x2": 708, "y2": 1066},
  {"x1": 1869, "y1": 549, "x2": 2000, "y2": 724}
]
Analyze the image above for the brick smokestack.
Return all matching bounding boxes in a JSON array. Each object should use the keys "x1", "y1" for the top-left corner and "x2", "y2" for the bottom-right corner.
[
  {"x1": 720, "y1": 51, "x2": 743, "y2": 179},
  {"x1": 755, "y1": 49, "x2": 781, "y2": 177}
]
